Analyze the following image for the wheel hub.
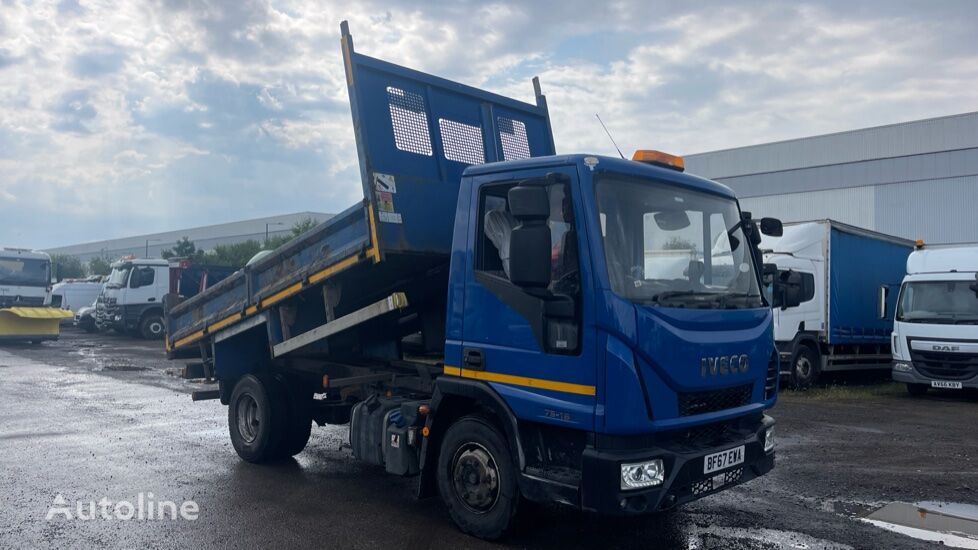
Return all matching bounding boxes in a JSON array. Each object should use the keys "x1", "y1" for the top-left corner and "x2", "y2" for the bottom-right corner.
[
  {"x1": 796, "y1": 356, "x2": 812, "y2": 378},
  {"x1": 235, "y1": 394, "x2": 261, "y2": 444},
  {"x1": 452, "y1": 443, "x2": 500, "y2": 514}
]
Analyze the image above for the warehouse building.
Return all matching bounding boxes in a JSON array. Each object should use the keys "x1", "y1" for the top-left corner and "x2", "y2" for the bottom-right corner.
[
  {"x1": 46, "y1": 212, "x2": 332, "y2": 262},
  {"x1": 683, "y1": 111, "x2": 978, "y2": 244}
]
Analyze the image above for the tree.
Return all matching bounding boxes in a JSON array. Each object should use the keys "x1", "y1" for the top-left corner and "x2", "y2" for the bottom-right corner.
[
  {"x1": 662, "y1": 237, "x2": 697, "y2": 251},
  {"x1": 264, "y1": 217, "x2": 320, "y2": 250},
  {"x1": 87, "y1": 257, "x2": 112, "y2": 277},
  {"x1": 161, "y1": 237, "x2": 202, "y2": 260},
  {"x1": 201, "y1": 240, "x2": 263, "y2": 268},
  {"x1": 50, "y1": 254, "x2": 85, "y2": 281}
]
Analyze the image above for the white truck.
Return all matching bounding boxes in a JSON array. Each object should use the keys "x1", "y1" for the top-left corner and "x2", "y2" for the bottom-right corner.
[
  {"x1": 761, "y1": 220, "x2": 914, "y2": 388},
  {"x1": 96, "y1": 258, "x2": 170, "y2": 339},
  {"x1": 890, "y1": 243, "x2": 978, "y2": 395},
  {"x1": 0, "y1": 247, "x2": 72, "y2": 342},
  {"x1": 51, "y1": 278, "x2": 104, "y2": 313}
]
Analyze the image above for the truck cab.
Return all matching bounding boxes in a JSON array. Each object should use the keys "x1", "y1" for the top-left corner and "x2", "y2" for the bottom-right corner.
[
  {"x1": 891, "y1": 244, "x2": 978, "y2": 395},
  {"x1": 448, "y1": 154, "x2": 780, "y2": 515},
  {"x1": 97, "y1": 258, "x2": 169, "y2": 338},
  {"x1": 0, "y1": 247, "x2": 72, "y2": 342}
]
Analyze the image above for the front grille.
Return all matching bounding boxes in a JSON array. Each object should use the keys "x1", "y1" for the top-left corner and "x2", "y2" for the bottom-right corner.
[
  {"x1": 672, "y1": 420, "x2": 739, "y2": 450},
  {"x1": 764, "y1": 352, "x2": 779, "y2": 399},
  {"x1": 692, "y1": 467, "x2": 743, "y2": 495},
  {"x1": 679, "y1": 384, "x2": 753, "y2": 417},
  {"x1": 910, "y1": 348, "x2": 978, "y2": 380}
]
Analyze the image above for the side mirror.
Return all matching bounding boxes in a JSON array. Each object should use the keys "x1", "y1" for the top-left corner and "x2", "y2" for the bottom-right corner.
[
  {"x1": 772, "y1": 269, "x2": 803, "y2": 309},
  {"x1": 878, "y1": 285, "x2": 889, "y2": 320},
  {"x1": 507, "y1": 185, "x2": 552, "y2": 288},
  {"x1": 760, "y1": 217, "x2": 783, "y2": 237}
]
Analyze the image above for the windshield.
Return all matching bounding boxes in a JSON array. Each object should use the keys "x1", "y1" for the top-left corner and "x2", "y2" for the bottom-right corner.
[
  {"x1": 0, "y1": 257, "x2": 50, "y2": 286},
  {"x1": 595, "y1": 175, "x2": 762, "y2": 308},
  {"x1": 897, "y1": 280, "x2": 978, "y2": 324},
  {"x1": 107, "y1": 266, "x2": 132, "y2": 288}
]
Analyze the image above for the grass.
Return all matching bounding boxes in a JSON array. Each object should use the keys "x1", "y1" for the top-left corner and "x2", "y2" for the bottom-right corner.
[{"x1": 781, "y1": 381, "x2": 908, "y2": 401}]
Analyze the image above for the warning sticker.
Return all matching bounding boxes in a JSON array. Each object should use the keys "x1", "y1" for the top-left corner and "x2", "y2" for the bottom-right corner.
[
  {"x1": 378, "y1": 191, "x2": 395, "y2": 212},
  {"x1": 379, "y1": 211, "x2": 402, "y2": 224},
  {"x1": 373, "y1": 173, "x2": 396, "y2": 194}
]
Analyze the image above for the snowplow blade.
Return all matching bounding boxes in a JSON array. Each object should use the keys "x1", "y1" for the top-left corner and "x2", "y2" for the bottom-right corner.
[{"x1": 0, "y1": 307, "x2": 74, "y2": 342}]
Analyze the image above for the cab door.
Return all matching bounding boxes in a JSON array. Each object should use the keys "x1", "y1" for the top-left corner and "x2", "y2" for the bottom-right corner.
[{"x1": 458, "y1": 166, "x2": 597, "y2": 430}]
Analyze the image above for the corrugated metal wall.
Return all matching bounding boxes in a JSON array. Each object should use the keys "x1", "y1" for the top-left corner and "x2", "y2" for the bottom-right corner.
[
  {"x1": 685, "y1": 112, "x2": 978, "y2": 244},
  {"x1": 685, "y1": 111, "x2": 978, "y2": 178}
]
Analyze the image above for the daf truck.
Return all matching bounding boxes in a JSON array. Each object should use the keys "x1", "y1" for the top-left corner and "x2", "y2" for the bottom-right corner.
[
  {"x1": 761, "y1": 220, "x2": 914, "y2": 388},
  {"x1": 164, "y1": 23, "x2": 790, "y2": 539},
  {"x1": 890, "y1": 243, "x2": 978, "y2": 395}
]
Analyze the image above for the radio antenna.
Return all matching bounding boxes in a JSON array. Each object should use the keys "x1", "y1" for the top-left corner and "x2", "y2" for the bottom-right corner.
[{"x1": 595, "y1": 114, "x2": 625, "y2": 159}]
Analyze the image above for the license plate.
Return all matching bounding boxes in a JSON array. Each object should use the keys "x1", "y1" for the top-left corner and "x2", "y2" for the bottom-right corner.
[
  {"x1": 703, "y1": 445, "x2": 745, "y2": 475},
  {"x1": 931, "y1": 380, "x2": 963, "y2": 389}
]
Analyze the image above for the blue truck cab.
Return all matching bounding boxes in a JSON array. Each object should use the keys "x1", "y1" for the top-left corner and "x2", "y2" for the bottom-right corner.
[{"x1": 164, "y1": 22, "x2": 783, "y2": 539}]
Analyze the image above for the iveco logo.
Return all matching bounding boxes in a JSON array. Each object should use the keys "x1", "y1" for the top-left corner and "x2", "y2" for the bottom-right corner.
[
  {"x1": 701, "y1": 355, "x2": 750, "y2": 377},
  {"x1": 932, "y1": 345, "x2": 960, "y2": 352}
]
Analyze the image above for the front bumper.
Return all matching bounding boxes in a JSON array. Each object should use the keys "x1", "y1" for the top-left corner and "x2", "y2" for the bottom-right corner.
[
  {"x1": 579, "y1": 415, "x2": 775, "y2": 515},
  {"x1": 892, "y1": 361, "x2": 978, "y2": 389}
]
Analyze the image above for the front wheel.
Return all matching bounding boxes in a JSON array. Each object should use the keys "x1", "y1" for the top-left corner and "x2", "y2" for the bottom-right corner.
[
  {"x1": 906, "y1": 383, "x2": 929, "y2": 396},
  {"x1": 139, "y1": 314, "x2": 165, "y2": 340},
  {"x1": 789, "y1": 346, "x2": 820, "y2": 390},
  {"x1": 437, "y1": 417, "x2": 520, "y2": 540}
]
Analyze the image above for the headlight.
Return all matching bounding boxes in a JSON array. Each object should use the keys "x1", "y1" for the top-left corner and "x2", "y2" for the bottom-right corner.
[
  {"x1": 620, "y1": 459, "x2": 664, "y2": 490},
  {"x1": 114, "y1": 314, "x2": 122, "y2": 321},
  {"x1": 764, "y1": 427, "x2": 775, "y2": 452},
  {"x1": 893, "y1": 361, "x2": 913, "y2": 373}
]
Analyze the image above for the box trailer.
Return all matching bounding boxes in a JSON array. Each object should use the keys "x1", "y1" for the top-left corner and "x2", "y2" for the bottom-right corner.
[{"x1": 761, "y1": 220, "x2": 914, "y2": 388}]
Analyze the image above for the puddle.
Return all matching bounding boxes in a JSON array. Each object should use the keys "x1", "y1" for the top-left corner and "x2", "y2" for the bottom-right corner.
[
  {"x1": 75, "y1": 346, "x2": 147, "y2": 372},
  {"x1": 687, "y1": 526, "x2": 852, "y2": 550},
  {"x1": 862, "y1": 501, "x2": 978, "y2": 549}
]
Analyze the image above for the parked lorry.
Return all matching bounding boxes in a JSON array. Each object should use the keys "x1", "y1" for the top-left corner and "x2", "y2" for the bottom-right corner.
[
  {"x1": 97, "y1": 257, "x2": 234, "y2": 339},
  {"x1": 165, "y1": 23, "x2": 789, "y2": 539},
  {"x1": 0, "y1": 247, "x2": 73, "y2": 342},
  {"x1": 760, "y1": 220, "x2": 914, "y2": 388},
  {"x1": 890, "y1": 243, "x2": 978, "y2": 395}
]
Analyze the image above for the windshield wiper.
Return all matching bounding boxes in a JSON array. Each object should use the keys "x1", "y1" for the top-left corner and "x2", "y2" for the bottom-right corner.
[{"x1": 649, "y1": 290, "x2": 720, "y2": 307}]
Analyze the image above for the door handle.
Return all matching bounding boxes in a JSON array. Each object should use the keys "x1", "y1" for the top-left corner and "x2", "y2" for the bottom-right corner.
[
  {"x1": 463, "y1": 348, "x2": 484, "y2": 370},
  {"x1": 148, "y1": 297, "x2": 156, "y2": 302}
]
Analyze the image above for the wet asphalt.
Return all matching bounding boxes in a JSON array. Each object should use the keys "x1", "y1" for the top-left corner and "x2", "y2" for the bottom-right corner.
[{"x1": 1, "y1": 327, "x2": 976, "y2": 549}]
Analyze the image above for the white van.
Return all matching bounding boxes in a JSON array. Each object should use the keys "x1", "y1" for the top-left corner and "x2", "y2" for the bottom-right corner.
[{"x1": 890, "y1": 243, "x2": 978, "y2": 395}]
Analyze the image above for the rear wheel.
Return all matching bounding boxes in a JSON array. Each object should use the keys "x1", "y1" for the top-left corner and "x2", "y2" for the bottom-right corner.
[
  {"x1": 437, "y1": 417, "x2": 520, "y2": 540},
  {"x1": 228, "y1": 374, "x2": 286, "y2": 463},
  {"x1": 906, "y1": 383, "x2": 929, "y2": 396},
  {"x1": 789, "y1": 345, "x2": 820, "y2": 390},
  {"x1": 139, "y1": 313, "x2": 165, "y2": 340}
]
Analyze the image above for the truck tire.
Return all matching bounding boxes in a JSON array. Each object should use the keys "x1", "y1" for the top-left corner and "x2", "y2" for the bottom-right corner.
[
  {"x1": 906, "y1": 383, "x2": 929, "y2": 396},
  {"x1": 273, "y1": 376, "x2": 313, "y2": 457},
  {"x1": 789, "y1": 345, "x2": 820, "y2": 390},
  {"x1": 228, "y1": 374, "x2": 286, "y2": 463},
  {"x1": 139, "y1": 313, "x2": 165, "y2": 340},
  {"x1": 437, "y1": 416, "x2": 520, "y2": 540}
]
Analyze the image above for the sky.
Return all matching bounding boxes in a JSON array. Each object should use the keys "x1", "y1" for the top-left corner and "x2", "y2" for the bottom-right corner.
[{"x1": 1, "y1": 0, "x2": 976, "y2": 249}]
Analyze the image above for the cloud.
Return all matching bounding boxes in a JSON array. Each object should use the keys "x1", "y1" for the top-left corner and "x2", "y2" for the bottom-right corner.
[{"x1": 0, "y1": 0, "x2": 977, "y2": 249}]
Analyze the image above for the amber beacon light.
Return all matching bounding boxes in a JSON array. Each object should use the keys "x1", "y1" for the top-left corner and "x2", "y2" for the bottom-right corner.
[{"x1": 632, "y1": 150, "x2": 685, "y2": 172}]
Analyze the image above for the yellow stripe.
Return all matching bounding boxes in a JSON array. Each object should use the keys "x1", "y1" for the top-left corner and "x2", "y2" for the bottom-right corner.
[
  {"x1": 245, "y1": 305, "x2": 258, "y2": 315},
  {"x1": 262, "y1": 281, "x2": 303, "y2": 307},
  {"x1": 308, "y1": 254, "x2": 361, "y2": 284},
  {"x1": 442, "y1": 366, "x2": 596, "y2": 396},
  {"x1": 174, "y1": 330, "x2": 204, "y2": 349},
  {"x1": 208, "y1": 312, "x2": 241, "y2": 333},
  {"x1": 366, "y1": 206, "x2": 381, "y2": 263}
]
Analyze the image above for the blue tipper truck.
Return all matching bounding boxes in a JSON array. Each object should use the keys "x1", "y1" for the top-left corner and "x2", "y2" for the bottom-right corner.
[{"x1": 165, "y1": 22, "x2": 786, "y2": 539}]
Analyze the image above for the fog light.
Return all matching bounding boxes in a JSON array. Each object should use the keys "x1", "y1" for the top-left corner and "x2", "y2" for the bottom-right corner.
[
  {"x1": 764, "y1": 427, "x2": 775, "y2": 452},
  {"x1": 114, "y1": 315, "x2": 122, "y2": 321},
  {"x1": 893, "y1": 361, "x2": 913, "y2": 373},
  {"x1": 620, "y1": 459, "x2": 664, "y2": 490}
]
